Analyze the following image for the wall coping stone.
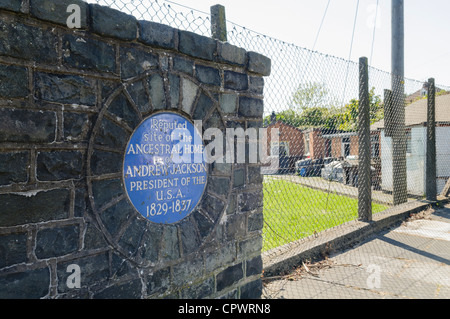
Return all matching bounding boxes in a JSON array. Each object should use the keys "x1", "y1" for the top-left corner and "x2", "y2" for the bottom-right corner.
[{"x1": 12, "y1": 0, "x2": 271, "y2": 76}]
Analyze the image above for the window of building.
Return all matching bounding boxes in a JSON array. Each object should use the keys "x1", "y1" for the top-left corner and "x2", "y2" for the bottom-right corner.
[
  {"x1": 342, "y1": 137, "x2": 351, "y2": 158},
  {"x1": 304, "y1": 135, "x2": 310, "y2": 156},
  {"x1": 371, "y1": 134, "x2": 380, "y2": 158},
  {"x1": 406, "y1": 129, "x2": 412, "y2": 154},
  {"x1": 324, "y1": 139, "x2": 332, "y2": 158},
  {"x1": 271, "y1": 142, "x2": 290, "y2": 157}
]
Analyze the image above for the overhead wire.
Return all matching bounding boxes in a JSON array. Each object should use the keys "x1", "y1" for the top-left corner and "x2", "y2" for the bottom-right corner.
[
  {"x1": 348, "y1": 0, "x2": 360, "y2": 62},
  {"x1": 312, "y1": 0, "x2": 331, "y2": 51},
  {"x1": 342, "y1": 0, "x2": 360, "y2": 106},
  {"x1": 370, "y1": 0, "x2": 380, "y2": 66},
  {"x1": 291, "y1": 0, "x2": 332, "y2": 111}
]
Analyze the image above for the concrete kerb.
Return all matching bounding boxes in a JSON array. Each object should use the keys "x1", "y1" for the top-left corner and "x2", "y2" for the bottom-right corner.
[{"x1": 262, "y1": 196, "x2": 450, "y2": 278}]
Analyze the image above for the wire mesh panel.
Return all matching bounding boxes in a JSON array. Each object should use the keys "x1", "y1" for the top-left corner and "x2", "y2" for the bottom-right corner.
[{"x1": 87, "y1": 0, "x2": 450, "y2": 299}]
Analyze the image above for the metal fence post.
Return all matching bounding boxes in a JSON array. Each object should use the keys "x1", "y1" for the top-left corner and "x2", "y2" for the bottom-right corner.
[
  {"x1": 211, "y1": 4, "x2": 227, "y2": 41},
  {"x1": 384, "y1": 89, "x2": 394, "y2": 138},
  {"x1": 426, "y1": 78, "x2": 437, "y2": 201},
  {"x1": 358, "y1": 57, "x2": 372, "y2": 222},
  {"x1": 392, "y1": 77, "x2": 408, "y2": 206}
]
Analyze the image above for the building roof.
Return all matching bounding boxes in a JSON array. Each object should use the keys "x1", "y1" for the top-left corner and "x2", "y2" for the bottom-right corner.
[
  {"x1": 405, "y1": 85, "x2": 443, "y2": 105},
  {"x1": 322, "y1": 132, "x2": 357, "y2": 139},
  {"x1": 371, "y1": 94, "x2": 450, "y2": 131}
]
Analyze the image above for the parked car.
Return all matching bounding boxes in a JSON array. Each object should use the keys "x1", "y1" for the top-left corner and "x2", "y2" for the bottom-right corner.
[
  {"x1": 296, "y1": 157, "x2": 336, "y2": 177},
  {"x1": 321, "y1": 160, "x2": 345, "y2": 183},
  {"x1": 321, "y1": 157, "x2": 378, "y2": 188}
]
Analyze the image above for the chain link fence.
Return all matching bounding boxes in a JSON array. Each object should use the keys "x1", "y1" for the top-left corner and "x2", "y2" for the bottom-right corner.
[{"x1": 88, "y1": 0, "x2": 450, "y2": 299}]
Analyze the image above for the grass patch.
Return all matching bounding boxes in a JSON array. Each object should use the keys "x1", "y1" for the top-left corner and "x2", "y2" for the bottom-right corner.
[{"x1": 262, "y1": 176, "x2": 389, "y2": 252}]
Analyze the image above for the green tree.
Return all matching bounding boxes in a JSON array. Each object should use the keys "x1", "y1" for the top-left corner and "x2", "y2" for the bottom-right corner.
[
  {"x1": 290, "y1": 82, "x2": 336, "y2": 111},
  {"x1": 334, "y1": 88, "x2": 383, "y2": 131},
  {"x1": 265, "y1": 85, "x2": 383, "y2": 132}
]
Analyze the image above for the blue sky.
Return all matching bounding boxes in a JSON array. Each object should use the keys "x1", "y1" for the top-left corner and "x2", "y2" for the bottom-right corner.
[{"x1": 163, "y1": 0, "x2": 450, "y2": 86}]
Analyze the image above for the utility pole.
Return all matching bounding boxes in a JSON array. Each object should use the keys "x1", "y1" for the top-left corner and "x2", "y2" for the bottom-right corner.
[
  {"x1": 426, "y1": 78, "x2": 437, "y2": 201},
  {"x1": 391, "y1": 0, "x2": 407, "y2": 205},
  {"x1": 359, "y1": 57, "x2": 372, "y2": 222},
  {"x1": 392, "y1": 0, "x2": 404, "y2": 86}
]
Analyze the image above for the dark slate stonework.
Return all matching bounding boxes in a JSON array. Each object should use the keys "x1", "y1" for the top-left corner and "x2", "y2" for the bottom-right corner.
[
  {"x1": 220, "y1": 93, "x2": 237, "y2": 114},
  {"x1": 233, "y1": 168, "x2": 245, "y2": 188},
  {"x1": 93, "y1": 279, "x2": 143, "y2": 299},
  {"x1": 37, "y1": 150, "x2": 83, "y2": 181},
  {"x1": 217, "y1": 42, "x2": 247, "y2": 67},
  {"x1": 100, "y1": 199, "x2": 134, "y2": 236},
  {"x1": 238, "y1": 190, "x2": 263, "y2": 212},
  {"x1": 62, "y1": 34, "x2": 116, "y2": 73},
  {"x1": 90, "y1": 4, "x2": 137, "y2": 41},
  {"x1": 0, "y1": 189, "x2": 70, "y2": 227},
  {"x1": 125, "y1": 80, "x2": 152, "y2": 114},
  {"x1": 247, "y1": 51, "x2": 272, "y2": 76},
  {"x1": 0, "y1": 267, "x2": 50, "y2": 299},
  {"x1": 138, "y1": 224, "x2": 163, "y2": 264},
  {"x1": 118, "y1": 218, "x2": 147, "y2": 257},
  {"x1": 217, "y1": 263, "x2": 244, "y2": 292},
  {"x1": 248, "y1": 166, "x2": 263, "y2": 184},
  {"x1": 30, "y1": 0, "x2": 89, "y2": 28},
  {"x1": 239, "y1": 96, "x2": 264, "y2": 118},
  {"x1": 0, "y1": 232, "x2": 28, "y2": 268},
  {"x1": 246, "y1": 256, "x2": 263, "y2": 277},
  {"x1": 240, "y1": 279, "x2": 263, "y2": 299},
  {"x1": 63, "y1": 112, "x2": 91, "y2": 142},
  {"x1": 0, "y1": 0, "x2": 270, "y2": 299},
  {"x1": 168, "y1": 73, "x2": 180, "y2": 108},
  {"x1": 0, "y1": 0, "x2": 22, "y2": 12},
  {"x1": 173, "y1": 56, "x2": 194, "y2": 75},
  {"x1": 147, "y1": 73, "x2": 166, "y2": 110},
  {"x1": 181, "y1": 276, "x2": 215, "y2": 299},
  {"x1": 94, "y1": 118, "x2": 130, "y2": 150},
  {"x1": 0, "y1": 108, "x2": 56, "y2": 143},
  {"x1": 147, "y1": 267, "x2": 171, "y2": 296},
  {"x1": 207, "y1": 176, "x2": 230, "y2": 198},
  {"x1": 34, "y1": 72, "x2": 96, "y2": 106},
  {"x1": 195, "y1": 65, "x2": 221, "y2": 87},
  {"x1": 90, "y1": 150, "x2": 122, "y2": 176},
  {"x1": 193, "y1": 92, "x2": 214, "y2": 120},
  {"x1": 83, "y1": 222, "x2": 108, "y2": 250},
  {"x1": 35, "y1": 224, "x2": 80, "y2": 259},
  {"x1": 56, "y1": 253, "x2": 110, "y2": 293},
  {"x1": 107, "y1": 92, "x2": 141, "y2": 129},
  {"x1": 178, "y1": 30, "x2": 217, "y2": 61},
  {"x1": 224, "y1": 71, "x2": 248, "y2": 91},
  {"x1": 0, "y1": 64, "x2": 29, "y2": 98},
  {"x1": 120, "y1": 45, "x2": 159, "y2": 79},
  {"x1": 0, "y1": 19, "x2": 59, "y2": 64},
  {"x1": 91, "y1": 178, "x2": 124, "y2": 210},
  {"x1": 179, "y1": 216, "x2": 202, "y2": 255},
  {"x1": 0, "y1": 151, "x2": 29, "y2": 185},
  {"x1": 138, "y1": 20, "x2": 177, "y2": 50},
  {"x1": 249, "y1": 76, "x2": 265, "y2": 95}
]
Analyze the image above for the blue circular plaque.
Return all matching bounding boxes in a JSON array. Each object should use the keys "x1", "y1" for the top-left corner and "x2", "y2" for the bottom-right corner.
[{"x1": 123, "y1": 112, "x2": 207, "y2": 224}]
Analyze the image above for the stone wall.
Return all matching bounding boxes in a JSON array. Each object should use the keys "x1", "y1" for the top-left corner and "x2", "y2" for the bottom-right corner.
[{"x1": 0, "y1": 0, "x2": 270, "y2": 299}]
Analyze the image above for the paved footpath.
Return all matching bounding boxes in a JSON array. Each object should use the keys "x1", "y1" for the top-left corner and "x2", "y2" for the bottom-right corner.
[{"x1": 262, "y1": 204, "x2": 450, "y2": 299}]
